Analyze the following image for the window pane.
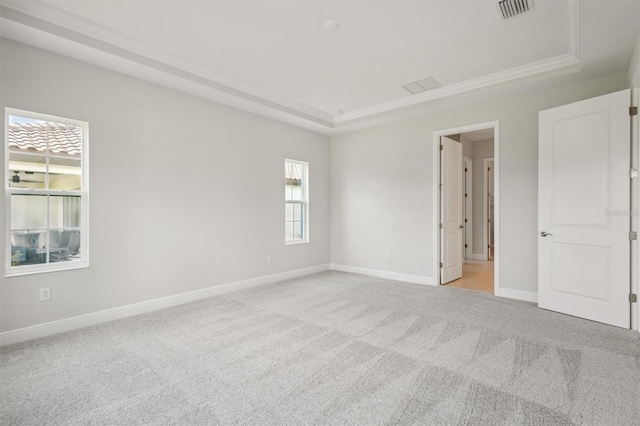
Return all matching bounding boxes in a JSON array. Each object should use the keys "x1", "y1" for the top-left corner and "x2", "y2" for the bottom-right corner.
[
  {"x1": 49, "y1": 230, "x2": 81, "y2": 262},
  {"x1": 8, "y1": 153, "x2": 46, "y2": 189},
  {"x1": 289, "y1": 181, "x2": 302, "y2": 201},
  {"x1": 293, "y1": 203, "x2": 302, "y2": 221},
  {"x1": 48, "y1": 157, "x2": 82, "y2": 190},
  {"x1": 8, "y1": 116, "x2": 47, "y2": 154},
  {"x1": 49, "y1": 196, "x2": 81, "y2": 228},
  {"x1": 285, "y1": 203, "x2": 293, "y2": 221},
  {"x1": 48, "y1": 122, "x2": 83, "y2": 158},
  {"x1": 11, "y1": 194, "x2": 46, "y2": 231},
  {"x1": 293, "y1": 221, "x2": 303, "y2": 240},
  {"x1": 285, "y1": 222, "x2": 294, "y2": 241},
  {"x1": 10, "y1": 231, "x2": 47, "y2": 266}
]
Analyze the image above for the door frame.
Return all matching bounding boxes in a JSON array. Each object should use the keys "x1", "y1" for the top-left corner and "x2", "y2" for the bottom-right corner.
[
  {"x1": 433, "y1": 121, "x2": 500, "y2": 294},
  {"x1": 632, "y1": 87, "x2": 639, "y2": 333},
  {"x1": 483, "y1": 157, "x2": 494, "y2": 261}
]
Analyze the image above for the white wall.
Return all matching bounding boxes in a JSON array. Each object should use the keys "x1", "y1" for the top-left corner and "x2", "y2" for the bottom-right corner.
[
  {"x1": 0, "y1": 39, "x2": 330, "y2": 332},
  {"x1": 460, "y1": 135, "x2": 473, "y2": 159},
  {"x1": 330, "y1": 72, "x2": 628, "y2": 294}
]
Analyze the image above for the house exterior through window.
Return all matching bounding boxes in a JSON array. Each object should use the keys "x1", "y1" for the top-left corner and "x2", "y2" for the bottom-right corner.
[
  {"x1": 285, "y1": 159, "x2": 308, "y2": 244},
  {"x1": 5, "y1": 108, "x2": 89, "y2": 276}
]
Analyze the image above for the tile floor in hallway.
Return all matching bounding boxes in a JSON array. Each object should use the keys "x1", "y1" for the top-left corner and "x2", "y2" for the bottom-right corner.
[{"x1": 445, "y1": 259, "x2": 494, "y2": 294}]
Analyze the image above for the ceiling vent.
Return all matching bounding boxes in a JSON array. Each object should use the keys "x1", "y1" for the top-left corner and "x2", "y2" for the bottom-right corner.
[
  {"x1": 496, "y1": 0, "x2": 532, "y2": 20},
  {"x1": 402, "y1": 77, "x2": 441, "y2": 95}
]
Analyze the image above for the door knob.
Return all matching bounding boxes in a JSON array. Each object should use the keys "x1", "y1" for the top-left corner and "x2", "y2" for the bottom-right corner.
[
  {"x1": 540, "y1": 231, "x2": 552, "y2": 237},
  {"x1": 459, "y1": 225, "x2": 464, "y2": 229}
]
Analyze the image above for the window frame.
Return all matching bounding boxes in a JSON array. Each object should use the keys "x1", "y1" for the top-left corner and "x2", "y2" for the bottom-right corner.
[
  {"x1": 284, "y1": 159, "x2": 309, "y2": 245},
  {"x1": 5, "y1": 108, "x2": 89, "y2": 277}
]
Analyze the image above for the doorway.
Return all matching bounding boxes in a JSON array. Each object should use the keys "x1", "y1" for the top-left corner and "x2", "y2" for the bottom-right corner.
[{"x1": 433, "y1": 121, "x2": 500, "y2": 295}]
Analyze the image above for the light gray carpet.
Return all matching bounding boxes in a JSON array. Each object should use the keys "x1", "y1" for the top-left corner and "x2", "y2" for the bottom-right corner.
[{"x1": 1, "y1": 271, "x2": 640, "y2": 425}]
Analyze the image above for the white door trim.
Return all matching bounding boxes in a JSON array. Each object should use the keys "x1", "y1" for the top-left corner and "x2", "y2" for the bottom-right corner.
[
  {"x1": 433, "y1": 121, "x2": 500, "y2": 294},
  {"x1": 632, "y1": 87, "x2": 639, "y2": 333}
]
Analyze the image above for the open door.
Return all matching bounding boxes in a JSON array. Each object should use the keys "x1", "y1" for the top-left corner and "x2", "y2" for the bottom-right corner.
[
  {"x1": 538, "y1": 89, "x2": 631, "y2": 328},
  {"x1": 440, "y1": 136, "x2": 463, "y2": 284}
]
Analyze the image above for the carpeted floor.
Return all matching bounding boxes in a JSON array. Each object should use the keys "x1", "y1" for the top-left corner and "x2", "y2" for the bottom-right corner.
[{"x1": 1, "y1": 271, "x2": 639, "y2": 425}]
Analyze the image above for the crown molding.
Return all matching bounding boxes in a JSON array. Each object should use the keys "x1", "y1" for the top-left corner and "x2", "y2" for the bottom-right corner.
[
  {"x1": 0, "y1": 0, "x2": 580, "y2": 136},
  {"x1": 335, "y1": 0, "x2": 580, "y2": 125}
]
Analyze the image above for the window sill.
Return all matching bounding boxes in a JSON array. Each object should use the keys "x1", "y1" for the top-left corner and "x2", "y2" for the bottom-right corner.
[
  {"x1": 285, "y1": 239, "x2": 309, "y2": 246},
  {"x1": 5, "y1": 261, "x2": 89, "y2": 278}
]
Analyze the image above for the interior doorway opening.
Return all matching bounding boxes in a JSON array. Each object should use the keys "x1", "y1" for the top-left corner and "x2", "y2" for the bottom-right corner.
[{"x1": 433, "y1": 122, "x2": 499, "y2": 295}]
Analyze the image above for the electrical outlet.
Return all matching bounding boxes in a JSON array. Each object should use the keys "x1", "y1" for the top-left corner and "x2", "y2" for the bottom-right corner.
[
  {"x1": 266, "y1": 254, "x2": 272, "y2": 263},
  {"x1": 39, "y1": 287, "x2": 51, "y2": 301},
  {"x1": 385, "y1": 252, "x2": 391, "y2": 261}
]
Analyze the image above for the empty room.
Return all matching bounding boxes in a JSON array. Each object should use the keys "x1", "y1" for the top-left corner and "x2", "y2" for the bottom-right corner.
[{"x1": 2, "y1": 1, "x2": 640, "y2": 425}]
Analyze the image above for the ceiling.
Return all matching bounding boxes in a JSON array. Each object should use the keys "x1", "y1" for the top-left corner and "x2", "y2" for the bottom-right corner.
[
  {"x1": 0, "y1": 0, "x2": 638, "y2": 135},
  {"x1": 462, "y1": 128, "x2": 495, "y2": 142}
]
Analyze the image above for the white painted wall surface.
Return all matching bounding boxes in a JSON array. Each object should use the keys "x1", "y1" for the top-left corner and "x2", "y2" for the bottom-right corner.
[
  {"x1": 0, "y1": 39, "x2": 330, "y2": 332},
  {"x1": 460, "y1": 135, "x2": 473, "y2": 159},
  {"x1": 330, "y1": 72, "x2": 627, "y2": 294}
]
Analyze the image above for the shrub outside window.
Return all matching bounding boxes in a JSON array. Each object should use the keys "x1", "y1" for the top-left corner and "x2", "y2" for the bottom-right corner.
[{"x1": 5, "y1": 108, "x2": 89, "y2": 276}]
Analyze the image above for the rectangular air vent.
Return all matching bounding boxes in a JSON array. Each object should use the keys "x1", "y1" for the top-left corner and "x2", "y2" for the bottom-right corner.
[
  {"x1": 402, "y1": 77, "x2": 441, "y2": 95},
  {"x1": 496, "y1": 0, "x2": 532, "y2": 20}
]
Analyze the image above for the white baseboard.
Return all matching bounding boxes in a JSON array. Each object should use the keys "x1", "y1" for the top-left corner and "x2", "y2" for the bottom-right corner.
[
  {"x1": 0, "y1": 263, "x2": 330, "y2": 347},
  {"x1": 330, "y1": 263, "x2": 435, "y2": 286},
  {"x1": 498, "y1": 288, "x2": 538, "y2": 303}
]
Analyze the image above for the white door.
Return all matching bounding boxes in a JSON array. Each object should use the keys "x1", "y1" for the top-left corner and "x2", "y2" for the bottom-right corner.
[
  {"x1": 441, "y1": 136, "x2": 463, "y2": 284},
  {"x1": 538, "y1": 89, "x2": 630, "y2": 328}
]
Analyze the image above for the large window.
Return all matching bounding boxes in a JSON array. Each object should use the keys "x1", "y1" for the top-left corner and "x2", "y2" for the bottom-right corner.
[
  {"x1": 5, "y1": 109, "x2": 88, "y2": 276},
  {"x1": 285, "y1": 159, "x2": 308, "y2": 244}
]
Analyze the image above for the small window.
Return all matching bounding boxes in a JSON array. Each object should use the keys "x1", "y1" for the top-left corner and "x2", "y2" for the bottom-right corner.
[
  {"x1": 285, "y1": 159, "x2": 308, "y2": 244},
  {"x1": 5, "y1": 108, "x2": 89, "y2": 276}
]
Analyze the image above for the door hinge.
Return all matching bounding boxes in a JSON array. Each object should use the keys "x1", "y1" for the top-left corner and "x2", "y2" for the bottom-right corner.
[
  {"x1": 630, "y1": 106, "x2": 638, "y2": 116},
  {"x1": 464, "y1": 218, "x2": 468, "y2": 223},
  {"x1": 440, "y1": 262, "x2": 443, "y2": 268},
  {"x1": 465, "y1": 243, "x2": 468, "y2": 248},
  {"x1": 465, "y1": 168, "x2": 468, "y2": 172},
  {"x1": 630, "y1": 294, "x2": 637, "y2": 303},
  {"x1": 440, "y1": 144, "x2": 444, "y2": 151},
  {"x1": 630, "y1": 169, "x2": 638, "y2": 179},
  {"x1": 440, "y1": 223, "x2": 443, "y2": 229},
  {"x1": 630, "y1": 231, "x2": 637, "y2": 241},
  {"x1": 465, "y1": 193, "x2": 468, "y2": 198}
]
